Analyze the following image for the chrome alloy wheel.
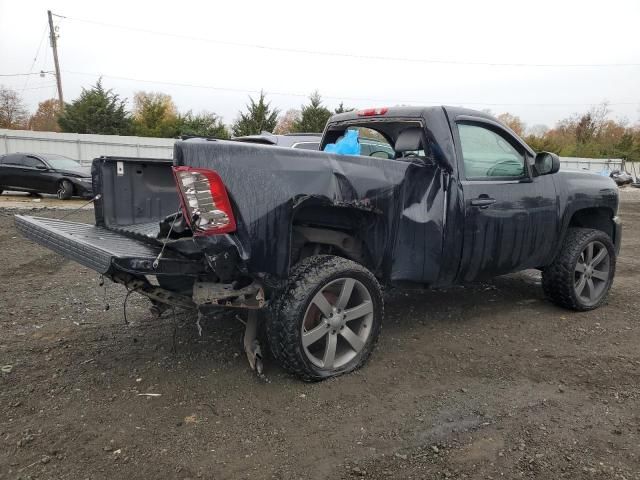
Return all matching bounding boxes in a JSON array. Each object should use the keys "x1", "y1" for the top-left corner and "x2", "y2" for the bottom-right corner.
[
  {"x1": 301, "y1": 278, "x2": 374, "y2": 370},
  {"x1": 574, "y1": 240, "x2": 611, "y2": 306}
]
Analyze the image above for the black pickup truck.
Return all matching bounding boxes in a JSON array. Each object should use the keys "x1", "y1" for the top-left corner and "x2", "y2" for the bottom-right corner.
[{"x1": 15, "y1": 106, "x2": 621, "y2": 381}]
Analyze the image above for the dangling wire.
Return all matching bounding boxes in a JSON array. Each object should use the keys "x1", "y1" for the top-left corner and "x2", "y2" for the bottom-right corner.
[
  {"x1": 171, "y1": 306, "x2": 178, "y2": 353},
  {"x1": 99, "y1": 275, "x2": 110, "y2": 311},
  {"x1": 58, "y1": 194, "x2": 102, "y2": 220},
  {"x1": 122, "y1": 289, "x2": 133, "y2": 325},
  {"x1": 153, "y1": 210, "x2": 181, "y2": 270},
  {"x1": 195, "y1": 310, "x2": 203, "y2": 337}
]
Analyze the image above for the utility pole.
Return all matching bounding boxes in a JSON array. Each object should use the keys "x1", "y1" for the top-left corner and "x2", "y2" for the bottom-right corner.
[{"x1": 47, "y1": 10, "x2": 64, "y2": 107}]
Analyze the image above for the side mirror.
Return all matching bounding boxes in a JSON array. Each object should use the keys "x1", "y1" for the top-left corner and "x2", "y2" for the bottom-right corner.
[
  {"x1": 35, "y1": 164, "x2": 48, "y2": 170},
  {"x1": 534, "y1": 152, "x2": 560, "y2": 175}
]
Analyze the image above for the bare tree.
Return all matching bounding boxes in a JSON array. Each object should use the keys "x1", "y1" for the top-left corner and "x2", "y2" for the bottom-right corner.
[
  {"x1": 573, "y1": 103, "x2": 609, "y2": 144},
  {"x1": 0, "y1": 86, "x2": 29, "y2": 129},
  {"x1": 28, "y1": 98, "x2": 61, "y2": 132},
  {"x1": 527, "y1": 124, "x2": 550, "y2": 137},
  {"x1": 274, "y1": 109, "x2": 301, "y2": 134},
  {"x1": 496, "y1": 112, "x2": 526, "y2": 137}
]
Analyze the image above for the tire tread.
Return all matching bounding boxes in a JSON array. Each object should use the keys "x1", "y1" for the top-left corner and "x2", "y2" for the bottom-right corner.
[
  {"x1": 267, "y1": 255, "x2": 382, "y2": 382},
  {"x1": 542, "y1": 227, "x2": 615, "y2": 311}
]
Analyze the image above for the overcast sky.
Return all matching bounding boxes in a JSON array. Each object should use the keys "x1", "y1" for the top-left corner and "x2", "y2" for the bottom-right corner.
[{"x1": 1, "y1": 0, "x2": 638, "y2": 130}]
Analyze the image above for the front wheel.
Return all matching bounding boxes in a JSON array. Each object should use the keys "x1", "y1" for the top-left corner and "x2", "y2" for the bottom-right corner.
[
  {"x1": 267, "y1": 255, "x2": 383, "y2": 381},
  {"x1": 57, "y1": 180, "x2": 74, "y2": 200},
  {"x1": 542, "y1": 228, "x2": 616, "y2": 311}
]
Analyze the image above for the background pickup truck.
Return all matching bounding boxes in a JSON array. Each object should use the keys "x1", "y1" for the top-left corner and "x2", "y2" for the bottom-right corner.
[{"x1": 15, "y1": 106, "x2": 622, "y2": 381}]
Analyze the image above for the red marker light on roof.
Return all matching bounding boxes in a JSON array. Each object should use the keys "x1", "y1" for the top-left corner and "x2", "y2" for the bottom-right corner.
[
  {"x1": 357, "y1": 107, "x2": 389, "y2": 117},
  {"x1": 172, "y1": 166, "x2": 236, "y2": 235}
]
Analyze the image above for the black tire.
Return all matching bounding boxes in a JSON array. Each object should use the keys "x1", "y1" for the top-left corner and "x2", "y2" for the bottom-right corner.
[
  {"x1": 57, "y1": 180, "x2": 74, "y2": 200},
  {"x1": 267, "y1": 255, "x2": 383, "y2": 382},
  {"x1": 542, "y1": 228, "x2": 616, "y2": 311}
]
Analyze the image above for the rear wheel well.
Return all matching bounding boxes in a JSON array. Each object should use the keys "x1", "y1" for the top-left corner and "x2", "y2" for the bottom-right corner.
[
  {"x1": 292, "y1": 225, "x2": 366, "y2": 265},
  {"x1": 291, "y1": 205, "x2": 375, "y2": 270},
  {"x1": 568, "y1": 207, "x2": 614, "y2": 239}
]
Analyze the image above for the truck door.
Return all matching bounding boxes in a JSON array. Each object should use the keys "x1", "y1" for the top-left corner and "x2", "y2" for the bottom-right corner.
[{"x1": 454, "y1": 118, "x2": 558, "y2": 282}]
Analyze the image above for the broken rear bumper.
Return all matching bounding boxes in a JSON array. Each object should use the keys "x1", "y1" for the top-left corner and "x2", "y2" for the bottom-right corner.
[{"x1": 14, "y1": 215, "x2": 266, "y2": 309}]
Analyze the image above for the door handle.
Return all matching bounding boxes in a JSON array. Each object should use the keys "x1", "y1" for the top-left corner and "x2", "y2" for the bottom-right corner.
[{"x1": 470, "y1": 197, "x2": 496, "y2": 208}]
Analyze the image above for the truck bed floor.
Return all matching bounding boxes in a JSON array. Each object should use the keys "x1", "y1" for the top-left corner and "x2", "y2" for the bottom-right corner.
[{"x1": 108, "y1": 222, "x2": 161, "y2": 240}]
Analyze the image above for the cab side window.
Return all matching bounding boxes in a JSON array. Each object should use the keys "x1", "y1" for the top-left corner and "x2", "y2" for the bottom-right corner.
[
  {"x1": 23, "y1": 156, "x2": 45, "y2": 168},
  {"x1": 458, "y1": 124, "x2": 525, "y2": 179},
  {"x1": 2, "y1": 154, "x2": 24, "y2": 165}
]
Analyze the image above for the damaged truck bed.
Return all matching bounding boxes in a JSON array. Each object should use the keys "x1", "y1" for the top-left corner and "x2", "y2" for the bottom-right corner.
[{"x1": 15, "y1": 106, "x2": 622, "y2": 381}]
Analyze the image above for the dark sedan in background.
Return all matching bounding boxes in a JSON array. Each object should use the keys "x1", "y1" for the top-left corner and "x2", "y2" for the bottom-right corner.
[
  {"x1": 232, "y1": 132, "x2": 322, "y2": 149},
  {"x1": 0, "y1": 153, "x2": 93, "y2": 200}
]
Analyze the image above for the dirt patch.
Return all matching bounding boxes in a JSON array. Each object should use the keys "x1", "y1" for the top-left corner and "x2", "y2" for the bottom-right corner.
[{"x1": 1, "y1": 199, "x2": 639, "y2": 479}]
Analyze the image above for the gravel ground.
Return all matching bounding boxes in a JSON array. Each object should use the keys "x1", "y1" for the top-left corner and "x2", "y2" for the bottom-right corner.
[
  {"x1": 0, "y1": 192, "x2": 93, "y2": 210},
  {"x1": 1, "y1": 189, "x2": 639, "y2": 480}
]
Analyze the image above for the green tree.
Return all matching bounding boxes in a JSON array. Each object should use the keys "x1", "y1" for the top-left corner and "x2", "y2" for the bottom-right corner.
[
  {"x1": 58, "y1": 79, "x2": 131, "y2": 135},
  {"x1": 292, "y1": 91, "x2": 331, "y2": 133},
  {"x1": 232, "y1": 91, "x2": 279, "y2": 136},
  {"x1": 334, "y1": 102, "x2": 354, "y2": 114},
  {"x1": 0, "y1": 85, "x2": 29, "y2": 129},
  {"x1": 177, "y1": 110, "x2": 230, "y2": 139},
  {"x1": 132, "y1": 91, "x2": 179, "y2": 138}
]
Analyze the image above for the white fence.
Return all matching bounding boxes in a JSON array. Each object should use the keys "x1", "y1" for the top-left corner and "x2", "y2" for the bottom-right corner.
[
  {"x1": 559, "y1": 156, "x2": 624, "y2": 173},
  {"x1": 0, "y1": 130, "x2": 630, "y2": 175},
  {"x1": 0, "y1": 129, "x2": 175, "y2": 165}
]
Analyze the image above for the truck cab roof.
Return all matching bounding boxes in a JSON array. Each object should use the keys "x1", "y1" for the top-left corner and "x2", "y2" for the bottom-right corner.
[{"x1": 329, "y1": 105, "x2": 495, "y2": 122}]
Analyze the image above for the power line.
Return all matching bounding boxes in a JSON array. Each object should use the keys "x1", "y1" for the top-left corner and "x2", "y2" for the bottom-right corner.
[
  {"x1": 38, "y1": 33, "x2": 52, "y2": 104},
  {"x1": 62, "y1": 69, "x2": 639, "y2": 108},
  {"x1": 21, "y1": 23, "x2": 49, "y2": 93},
  {"x1": 0, "y1": 72, "x2": 54, "y2": 77},
  {"x1": 22, "y1": 84, "x2": 58, "y2": 91},
  {"x1": 55, "y1": 13, "x2": 640, "y2": 68},
  {"x1": 0, "y1": 72, "x2": 44, "y2": 77}
]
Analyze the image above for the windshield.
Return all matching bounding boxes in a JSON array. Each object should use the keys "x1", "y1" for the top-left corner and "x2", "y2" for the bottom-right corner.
[{"x1": 42, "y1": 154, "x2": 82, "y2": 170}]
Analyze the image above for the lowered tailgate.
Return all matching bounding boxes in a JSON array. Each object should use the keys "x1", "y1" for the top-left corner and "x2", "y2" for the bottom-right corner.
[{"x1": 15, "y1": 215, "x2": 163, "y2": 275}]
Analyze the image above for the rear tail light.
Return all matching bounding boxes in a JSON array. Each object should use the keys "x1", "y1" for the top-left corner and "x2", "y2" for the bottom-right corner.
[
  {"x1": 172, "y1": 166, "x2": 236, "y2": 235},
  {"x1": 357, "y1": 107, "x2": 388, "y2": 116}
]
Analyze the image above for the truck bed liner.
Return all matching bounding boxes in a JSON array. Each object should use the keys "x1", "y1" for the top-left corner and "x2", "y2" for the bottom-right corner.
[
  {"x1": 108, "y1": 222, "x2": 161, "y2": 240},
  {"x1": 14, "y1": 215, "x2": 161, "y2": 274}
]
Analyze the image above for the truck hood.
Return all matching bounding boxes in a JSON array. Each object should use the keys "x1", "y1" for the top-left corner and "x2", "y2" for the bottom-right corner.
[
  {"x1": 553, "y1": 169, "x2": 619, "y2": 215},
  {"x1": 555, "y1": 168, "x2": 618, "y2": 189}
]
